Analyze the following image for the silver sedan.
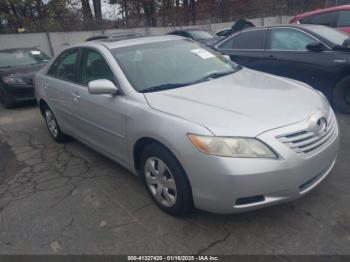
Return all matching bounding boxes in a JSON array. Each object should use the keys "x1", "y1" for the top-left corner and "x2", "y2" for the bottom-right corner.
[{"x1": 34, "y1": 35, "x2": 339, "y2": 216}]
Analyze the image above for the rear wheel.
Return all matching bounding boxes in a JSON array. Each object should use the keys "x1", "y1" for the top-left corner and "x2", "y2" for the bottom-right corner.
[
  {"x1": 333, "y1": 76, "x2": 350, "y2": 114},
  {"x1": 140, "y1": 144, "x2": 193, "y2": 216},
  {"x1": 44, "y1": 106, "x2": 68, "y2": 143}
]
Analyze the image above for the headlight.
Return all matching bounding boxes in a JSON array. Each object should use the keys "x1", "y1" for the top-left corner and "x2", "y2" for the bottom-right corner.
[
  {"x1": 3, "y1": 76, "x2": 25, "y2": 85},
  {"x1": 188, "y1": 134, "x2": 277, "y2": 159}
]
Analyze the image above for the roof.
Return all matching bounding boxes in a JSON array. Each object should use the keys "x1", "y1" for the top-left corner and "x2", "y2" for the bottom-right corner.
[
  {"x1": 292, "y1": 5, "x2": 350, "y2": 20},
  {"x1": 72, "y1": 35, "x2": 185, "y2": 50}
]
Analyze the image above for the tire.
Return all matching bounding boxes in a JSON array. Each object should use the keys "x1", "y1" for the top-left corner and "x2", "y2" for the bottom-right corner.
[
  {"x1": 333, "y1": 76, "x2": 350, "y2": 114},
  {"x1": 43, "y1": 105, "x2": 68, "y2": 143},
  {"x1": 0, "y1": 89, "x2": 15, "y2": 109},
  {"x1": 140, "y1": 144, "x2": 193, "y2": 216}
]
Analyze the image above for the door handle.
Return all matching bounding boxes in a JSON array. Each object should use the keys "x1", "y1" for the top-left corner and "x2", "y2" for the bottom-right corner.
[{"x1": 72, "y1": 92, "x2": 80, "y2": 101}]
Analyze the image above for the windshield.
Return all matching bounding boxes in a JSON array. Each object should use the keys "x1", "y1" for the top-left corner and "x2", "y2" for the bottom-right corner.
[
  {"x1": 113, "y1": 40, "x2": 238, "y2": 93},
  {"x1": 0, "y1": 49, "x2": 50, "y2": 68},
  {"x1": 310, "y1": 26, "x2": 349, "y2": 46},
  {"x1": 189, "y1": 30, "x2": 216, "y2": 40}
]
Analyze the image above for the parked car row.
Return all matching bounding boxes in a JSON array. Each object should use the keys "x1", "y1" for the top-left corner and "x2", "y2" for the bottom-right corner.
[
  {"x1": 0, "y1": 6, "x2": 347, "y2": 216},
  {"x1": 32, "y1": 33, "x2": 339, "y2": 216}
]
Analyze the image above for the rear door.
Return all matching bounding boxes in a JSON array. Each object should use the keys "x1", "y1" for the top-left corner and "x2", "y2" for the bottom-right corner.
[
  {"x1": 43, "y1": 48, "x2": 80, "y2": 133},
  {"x1": 216, "y1": 28, "x2": 268, "y2": 71},
  {"x1": 264, "y1": 27, "x2": 335, "y2": 92},
  {"x1": 69, "y1": 47, "x2": 128, "y2": 164}
]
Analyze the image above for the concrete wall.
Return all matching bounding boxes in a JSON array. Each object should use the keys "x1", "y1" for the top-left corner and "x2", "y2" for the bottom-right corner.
[{"x1": 0, "y1": 15, "x2": 292, "y2": 57}]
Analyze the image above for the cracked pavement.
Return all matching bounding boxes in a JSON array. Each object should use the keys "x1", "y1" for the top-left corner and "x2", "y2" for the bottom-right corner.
[{"x1": 0, "y1": 103, "x2": 350, "y2": 255}]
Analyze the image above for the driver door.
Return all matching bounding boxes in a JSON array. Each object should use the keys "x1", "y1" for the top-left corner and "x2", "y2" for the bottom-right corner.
[{"x1": 69, "y1": 48, "x2": 128, "y2": 164}]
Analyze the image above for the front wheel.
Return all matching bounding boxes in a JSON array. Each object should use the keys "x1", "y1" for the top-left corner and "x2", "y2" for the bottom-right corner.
[
  {"x1": 140, "y1": 144, "x2": 193, "y2": 216},
  {"x1": 44, "y1": 106, "x2": 68, "y2": 143},
  {"x1": 333, "y1": 76, "x2": 350, "y2": 114}
]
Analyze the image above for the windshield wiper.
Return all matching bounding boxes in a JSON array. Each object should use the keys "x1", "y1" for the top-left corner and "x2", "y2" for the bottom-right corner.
[
  {"x1": 200, "y1": 70, "x2": 235, "y2": 81},
  {"x1": 140, "y1": 71, "x2": 236, "y2": 93},
  {"x1": 0, "y1": 66, "x2": 11, "y2": 69},
  {"x1": 140, "y1": 82, "x2": 192, "y2": 93}
]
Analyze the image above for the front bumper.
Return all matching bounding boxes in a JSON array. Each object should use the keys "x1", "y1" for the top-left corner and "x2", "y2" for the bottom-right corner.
[
  {"x1": 181, "y1": 113, "x2": 340, "y2": 214},
  {"x1": 3, "y1": 84, "x2": 35, "y2": 101}
]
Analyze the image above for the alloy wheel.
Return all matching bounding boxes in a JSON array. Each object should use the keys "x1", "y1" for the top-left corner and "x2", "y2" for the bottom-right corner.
[{"x1": 45, "y1": 110, "x2": 58, "y2": 138}]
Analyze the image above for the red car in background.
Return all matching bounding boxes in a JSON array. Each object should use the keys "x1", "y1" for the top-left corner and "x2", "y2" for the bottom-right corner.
[{"x1": 290, "y1": 5, "x2": 350, "y2": 34}]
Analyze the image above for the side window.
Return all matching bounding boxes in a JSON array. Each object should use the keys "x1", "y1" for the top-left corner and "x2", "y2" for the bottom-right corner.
[
  {"x1": 48, "y1": 49, "x2": 79, "y2": 82},
  {"x1": 301, "y1": 12, "x2": 336, "y2": 27},
  {"x1": 231, "y1": 30, "x2": 267, "y2": 50},
  {"x1": 269, "y1": 28, "x2": 315, "y2": 51},
  {"x1": 337, "y1": 10, "x2": 350, "y2": 27},
  {"x1": 80, "y1": 49, "x2": 114, "y2": 85}
]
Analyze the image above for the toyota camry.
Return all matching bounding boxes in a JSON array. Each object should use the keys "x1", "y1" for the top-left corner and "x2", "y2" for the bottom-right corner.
[{"x1": 34, "y1": 35, "x2": 339, "y2": 216}]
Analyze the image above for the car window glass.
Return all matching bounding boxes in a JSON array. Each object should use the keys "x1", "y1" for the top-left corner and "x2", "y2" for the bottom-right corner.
[
  {"x1": 81, "y1": 49, "x2": 114, "y2": 85},
  {"x1": 49, "y1": 49, "x2": 78, "y2": 82},
  {"x1": 269, "y1": 28, "x2": 314, "y2": 51},
  {"x1": 302, "y1": 12, "x2": 336, "y2": 27},
  {"x1": 0, "y1": 49, "x2": 49, "y2": 68},
  {"x1": 218, "y1": 37, "x2": 234, "y2": 49},
  {"x1": 337, "y1": 10, "x2": 350, "y2": 27},
  {"x1": 113, "y1": 40, "x2": 238, "y2": 92},
  {"x1": 232, "y1": 30, "x2": 266, "y2": 50},
  {"x1": 217, "y1": 29, "x2": 230, "y2": 37}
]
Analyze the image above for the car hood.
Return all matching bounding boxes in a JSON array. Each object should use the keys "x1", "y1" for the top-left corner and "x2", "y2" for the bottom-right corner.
[
  {"x1": 0, "y1": 63, "x2": 46, "y2": 79},
  {"x1": 144, "y1": 68, "x2": 329, "y2": 137}
]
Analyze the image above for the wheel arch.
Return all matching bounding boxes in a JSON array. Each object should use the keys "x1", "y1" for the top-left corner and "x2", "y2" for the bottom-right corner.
[
  {"x1": 133, "y1": 137, "x2": 170, "y2": 172},
  {"x1": 39, "y1": 99, "x2": 49, "y2": 116},
  {"x1": 133, "y1": 136, "x2": 194, "y2": 210}
]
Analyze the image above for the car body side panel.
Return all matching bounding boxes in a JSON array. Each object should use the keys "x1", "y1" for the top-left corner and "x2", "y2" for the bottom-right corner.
[{"x1": 69, "y1": 82, "x2": 128, "y2": 165}]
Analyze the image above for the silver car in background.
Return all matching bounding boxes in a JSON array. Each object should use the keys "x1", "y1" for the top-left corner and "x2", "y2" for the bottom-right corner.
[{"x1": 34, "y1": 35, "x2": 339, "y2": 216}]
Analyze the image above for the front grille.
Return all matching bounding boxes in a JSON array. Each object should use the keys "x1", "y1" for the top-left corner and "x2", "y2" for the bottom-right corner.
[{"x1": 276, "y1": 111, "x2": 337, "y2": 156}]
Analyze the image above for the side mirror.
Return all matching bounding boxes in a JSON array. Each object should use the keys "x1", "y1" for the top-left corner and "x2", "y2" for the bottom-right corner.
[
  {"x1": 88, "y1": 79, "x2": 118, "y2": 95},
  {"x1": 306, "y1": 41, "x2": 325, "y2": 52}
]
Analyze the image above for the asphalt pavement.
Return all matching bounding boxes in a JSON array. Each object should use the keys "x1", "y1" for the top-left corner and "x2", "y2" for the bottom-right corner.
[{"x1": 0, "y1": 103, "x2": 349, "y2": 255}]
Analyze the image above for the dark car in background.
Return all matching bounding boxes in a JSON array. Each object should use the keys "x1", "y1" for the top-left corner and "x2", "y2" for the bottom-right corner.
[
  {"x1": 290, "y1": 5, "x2": 350, "y2": 34},
  {"x1": 0, "y1": 48, "x2": 50, "y2": 108},
  {"x1": 168, "y1": 28, "x2": 222, "y2": 47},
  {"x1": 216, "y1": 19, "x2": 255, "y2": 37},
  {"x1": 215, "y1": 24, "x2": 350, "y2": 113}
]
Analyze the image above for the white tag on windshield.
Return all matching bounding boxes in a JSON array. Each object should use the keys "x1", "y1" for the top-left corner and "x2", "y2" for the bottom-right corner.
[
  {"x1": 190, "y1": 48, "x2": 215, "y2": 59},
  {"x1": 30, "y1": 50, "x2": 41, "y2": 55}
]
